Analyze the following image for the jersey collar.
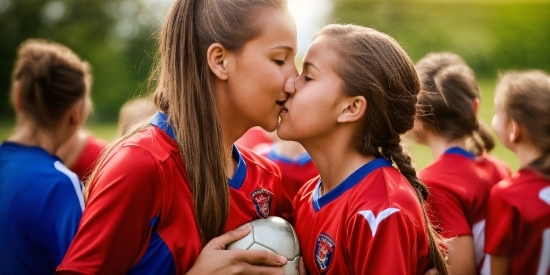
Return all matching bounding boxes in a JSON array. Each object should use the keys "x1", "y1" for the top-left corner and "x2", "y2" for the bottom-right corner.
[
  {"x1": 229, "y1": 145, "x2": 247, "y2": 190},
  {"x1": 266, "y1": 145, "x2": 312, "y2": 165},
  {"x1": 444, "y1": 146, "x2": 475, "y2": 160},
  {"x1": 312, "y1": 158, "x2": 392, "y2": 212},
  {"x1": 149, "y1": 112, "x2": 176, "y2": 140},
  {"x1": 150, "y1": 112, "x2": 247, "y2": 189}
]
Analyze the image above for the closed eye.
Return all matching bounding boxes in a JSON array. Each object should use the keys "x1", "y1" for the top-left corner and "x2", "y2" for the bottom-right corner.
[
  {"x1": 274, "y1": 60, "x2": 285, "y2": 66},
  {"x1": 304, "y1": 75, "x2": 313, "y2": 82}
]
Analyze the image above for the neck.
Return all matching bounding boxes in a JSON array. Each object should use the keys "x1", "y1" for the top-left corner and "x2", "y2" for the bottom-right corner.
[
  {"x1": 55, "y1": 130, "x2": 88, "y2": 167},
  {"x1": 8, "y1": 121, "x2": 61, "y2": 155},
  {"x1": 424, "y1": 132, "x2": 468, "y2": 159},
  {"x1": 221, "y1": 123, "x2": 244, "y2": 180},
  {"x1": 512, "y1": 142, "x2": 542, "y2": 169},
  {"x1": 301, "y1": 130, "x2": 374, "y2": 196}
]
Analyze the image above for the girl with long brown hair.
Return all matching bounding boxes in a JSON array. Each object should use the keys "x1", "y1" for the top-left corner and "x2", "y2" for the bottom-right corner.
[
  {"x1": 57, "y1": 0, "x2": 297, "y2": 274},
  {"x1": 484, "y1": 70, "x2": 550, "y2": 275},
  {"x1": 410, "y1": 52, "x2": 511, "y2": 275},
  {"x1": 278, "y1": 24, "x2": 449, "y2": 275},
  {"x1": 0, "y1": 39, "x2": 90, "y2": 274}
]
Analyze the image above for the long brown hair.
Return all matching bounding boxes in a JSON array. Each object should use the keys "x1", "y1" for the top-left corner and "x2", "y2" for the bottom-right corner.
[
  {"x1": 415, "y1": 52, "x2": 494, "y2": 154},
  {"x1": 86, "y1": 0, "x2": 288, "y2": 244},
  {"x1": 496, "y1": 70, "x2": 550, "y2": 176},
  {"x1": 315, "y1": 24, "x2": 449, "y2": 274},
  {"x1": 11, "y1": 39, "x2": 90, "y2": 129}
]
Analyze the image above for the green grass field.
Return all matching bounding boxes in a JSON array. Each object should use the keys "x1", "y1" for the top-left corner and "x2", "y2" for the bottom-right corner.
[{"x1": 0, "y1": 77, "x2": 520, "y2": 171}]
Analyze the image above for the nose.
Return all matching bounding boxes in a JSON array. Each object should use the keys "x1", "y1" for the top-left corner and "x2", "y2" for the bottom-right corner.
[{"x1": 283, "y1": 66, "x2": 298, "y2": 94}]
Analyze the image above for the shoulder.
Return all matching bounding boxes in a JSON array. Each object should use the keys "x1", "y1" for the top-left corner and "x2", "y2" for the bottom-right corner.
[
  {"x1": 117, "y1": 126, "x2": 179, "y2": 165},
  {"x1": 352, "y1": 167, "x2": 423, "y2": 219},
  {"x1": 237, "y1": 145, "x2": 281, "y2": 177}
]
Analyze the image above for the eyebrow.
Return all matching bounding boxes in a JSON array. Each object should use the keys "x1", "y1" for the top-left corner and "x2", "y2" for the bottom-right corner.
[
  {"x1": 270, "y1": 45, "x2": 295, "y2": 52},
  {"x1": 303, "y1": 61, "x2": 320, "y2": 73}
]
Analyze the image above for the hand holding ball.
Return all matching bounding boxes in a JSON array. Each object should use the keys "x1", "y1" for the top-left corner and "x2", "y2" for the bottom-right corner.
[{"x1": 227, "y1": 216, "x2": 301, "y2": 275}]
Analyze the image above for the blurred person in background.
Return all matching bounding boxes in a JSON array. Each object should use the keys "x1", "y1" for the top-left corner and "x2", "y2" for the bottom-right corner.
[
  {"x1": 55, "y1": 96, "x2": 107, "y2": 183},
  {"x1": 484, "y1": 70, "x2": 550, "y2": 275},
  {"x1": 117, "y1": 97, "x2": 158, "y2": 137},
  {"x1": 0, "y1": 39, "x2": 89, "y2": 274},
  {"x1": 409, "y1": 52, "x2": 511, "y2": 275}
]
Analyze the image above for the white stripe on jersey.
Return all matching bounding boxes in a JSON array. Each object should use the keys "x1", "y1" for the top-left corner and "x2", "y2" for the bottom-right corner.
[
  {"x1": 358, "y1": 208, "x2": 400, "y2": 238},
  {"x1": 472, "y1": 219, "x2": 486, "y2": 265},
  {"x1": 54, "y1": 161, "x2": 85, "y2": 211},
  {"x1": 540, "y1": 186, "x2": 550, "y2": 205}
]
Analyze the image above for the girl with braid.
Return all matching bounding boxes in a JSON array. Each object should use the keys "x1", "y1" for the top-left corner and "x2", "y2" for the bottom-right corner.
[
  {"x1": 410, "y1": 52, "x2": 511, "y2": 275},
  {"x1": 484, "y1": 70, "x2": 550, "y2": 275},
  {"x1": 277, "y1": 24, "x2": 449, "y2": 275}
]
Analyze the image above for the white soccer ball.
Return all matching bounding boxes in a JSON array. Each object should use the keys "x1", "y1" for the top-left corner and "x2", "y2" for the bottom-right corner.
[{"x1": 227, "y1": 216, "x2": 301, "y2": 275}]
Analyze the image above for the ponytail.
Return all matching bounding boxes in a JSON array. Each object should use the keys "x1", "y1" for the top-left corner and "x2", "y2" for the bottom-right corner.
[
  {"x1": 529, "y1": 150, "x2": 550, "y2": 177},
  {"x1": 469, "y1": 120, "x2": 495, "y2": 154}
]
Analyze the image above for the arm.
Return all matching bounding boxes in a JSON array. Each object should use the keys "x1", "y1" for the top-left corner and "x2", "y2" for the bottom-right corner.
[
  {"x1": 447, "y1": 236, "x2": 476, "y2": 275},
  {"x1": 187, "y1": 225, "x2": 287, "y2": 275},
  {"x1": 489, "y1": 255, "x2": 510, "y2": 275},
  {"x1": 484, "y1": 187, "x2": 515, "y2": 275},
  {"x1": 56, "y1": 146, "x2": 161, "y2": 274}
]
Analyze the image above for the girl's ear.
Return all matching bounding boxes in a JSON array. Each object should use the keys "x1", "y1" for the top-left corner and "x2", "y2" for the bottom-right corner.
[
  {"x1": 12, "y1": 81, "x2": 23, "y2": 111},
  {"x1": 473, "y1": 98, "x2": 480, "y2": 115},
  {"x1": 207, "y1": 43, "x2": 229, "y2": 81},
  {"x1": 337, "y1": 96, "x2": 367, "y2": 123},
  {"x1": 69, "y1": 99, "x2": 84, "y2": 125},
  {"x1": 509, "y1": 119, "x2": 521, "y2": 143}
]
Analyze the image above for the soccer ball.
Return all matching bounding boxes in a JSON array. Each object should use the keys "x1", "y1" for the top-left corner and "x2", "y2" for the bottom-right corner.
[{"x1": 227, "y1": 216, "x2": 301, "y2": 275}]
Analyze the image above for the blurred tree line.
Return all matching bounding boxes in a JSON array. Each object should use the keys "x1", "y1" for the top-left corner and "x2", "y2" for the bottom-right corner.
[
  {"x1": 332, "y1": 0, "x2": 550, "y2": 78},
  {"x1": 0, "y1": 0, "x2": 163, "y2": 122},
  {"x1": 0, "y1": 0, "x2": 548, "y2": 123}
]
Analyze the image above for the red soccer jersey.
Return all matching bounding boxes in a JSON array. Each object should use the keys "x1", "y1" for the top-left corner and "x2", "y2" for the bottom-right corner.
[
  {"x1": 57, "y1": 112, "x2": 290, "y2": 275},
  {"x1": 483, "y1": 168, "x2": 550, "y2": 275},
  {"x1": 420, "y1": 147, "x2": 509, "y2": 269},
  {"x1": 293, "y1": 158, "x2": 429, "y2": 275},
  {"x1": 70, "y1": 135, "x2": 106, "y2": 182},
  {"x1": 264, "y1": 145, "x2": 319, "y2": 215}
]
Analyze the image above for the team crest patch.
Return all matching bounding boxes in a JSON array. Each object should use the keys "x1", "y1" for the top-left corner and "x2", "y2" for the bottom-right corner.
[
  {"x1": 250, "y1": 189, "x2": 272, "y2": 218},
  {"x1": 315, "y1": 232, "x2": 335, "y2": 274}
]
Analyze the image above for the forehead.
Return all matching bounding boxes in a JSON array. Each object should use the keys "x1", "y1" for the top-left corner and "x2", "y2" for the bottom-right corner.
[
  {"x1": 303, "y1": 37, "x2": 339, "y2": 72},
  {"x1": 243, "y1": 9, "x2": 297, "y2": 52}
]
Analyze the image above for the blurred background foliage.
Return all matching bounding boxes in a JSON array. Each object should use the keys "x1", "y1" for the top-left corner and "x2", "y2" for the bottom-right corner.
[{"x1": 0, "y1": 0, "x2": 549, "y2": 170}]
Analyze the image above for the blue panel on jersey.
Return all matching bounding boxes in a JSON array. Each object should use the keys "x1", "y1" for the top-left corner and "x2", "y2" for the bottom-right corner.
[
  {"x1": 150, "y1": 112, "x2": 176, "y2": 141},
  {"x1": 312, "y1": 158, "x2": 392, "y2": 212},
  {"x1": 266, "y1": 147, "x2": 312, "y2": 166},
  {"x1": 444, "y1": 147, "x2": 476, "y2": 160},
  {"x1": 128, "y1": 228, "x2": 175, "y2": 275},
  {"x1": 229, "y1": 145, "x2": 247, "y2": 190}
]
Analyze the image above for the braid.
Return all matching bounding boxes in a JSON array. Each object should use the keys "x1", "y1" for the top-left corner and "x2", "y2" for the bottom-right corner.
[
  {"x1": 381, "y1": 137, "x2": 449, "y2": 273},
  {"x1": 529, "y1": 148, "x2": 550, "y2": 177},
  {"x1": 380, "y1": 138, "x2": 428, "y2": 201}
]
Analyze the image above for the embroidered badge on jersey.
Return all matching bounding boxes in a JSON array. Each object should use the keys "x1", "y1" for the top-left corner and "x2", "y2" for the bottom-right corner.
[
  {"x1": 315, "y1": 232, "x2": 335, "y2": 274},
  {"x1": 250, "y1": 189, "x2": 272, "y2": 218}
]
